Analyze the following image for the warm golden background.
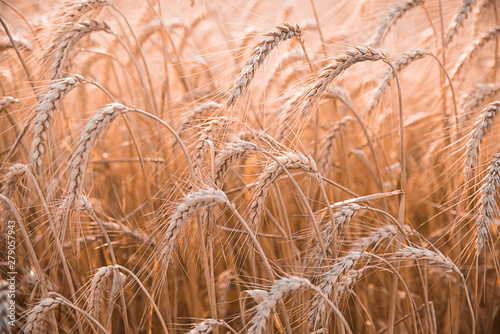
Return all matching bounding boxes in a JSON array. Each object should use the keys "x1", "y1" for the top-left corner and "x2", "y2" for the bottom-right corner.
[{"x1": 0, "y1": 0, "x2": 499, "y2": 333}]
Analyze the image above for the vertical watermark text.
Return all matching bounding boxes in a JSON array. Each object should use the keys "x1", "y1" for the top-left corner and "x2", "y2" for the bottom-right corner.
[{"x1": 6, "y1": 220, "x2": 17, "y2": 327}]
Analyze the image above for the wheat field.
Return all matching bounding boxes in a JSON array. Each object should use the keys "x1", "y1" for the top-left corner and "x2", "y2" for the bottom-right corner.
[{"x1": 0, "y1": 0, "x2": 499, "y2": 333}]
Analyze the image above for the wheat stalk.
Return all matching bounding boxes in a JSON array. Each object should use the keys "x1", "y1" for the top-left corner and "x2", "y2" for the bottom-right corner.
[
  {"x1": 464, "y1": 101, "x2": 499, "y2": 180},
  {"x1": 194, "y1": 116, "x2": 232, "y2": 171},
  {"x1": 30, "y1": 75, "x2": 88, "y2": 174},
  {"x1": 248, "y1": 152, "x2": 318, "y2": 231},
  {"x1": 187, "y1": 319, "x2": 233, "y2": 334},
  {"x1": 50, "y1": 19, "x2": 112, "y2": 80},
  {"x1": 394, "y1": 245, "x2": 460, "y2": 274},
  {"x1": 45, "y1": 0, "x2": 111, "y2": 61},
  {"x1": 0, "y1": 35, "x2": 32, "y2": 52},
  {"x1": 369, "y1": 0, "x2": 424, "y2": 48},
  {"x1": 333, "y1": 266, "x2": 373, "y2": 302},
  {"x1": 311, "y1": 204, "x2": 361, "y2": 272},
  {"x1": 227, "y1": 23, "x2": 302, "y2": 106},
  {"x1": 476, "y1": 153, "x2": 500, "y2": 252}
]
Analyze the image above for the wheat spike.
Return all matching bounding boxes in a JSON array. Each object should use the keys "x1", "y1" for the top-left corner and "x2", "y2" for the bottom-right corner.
[
  {"x1": 248, "y1": 276, "x2": 312, "y2": 334},
  {"x1": 476, "y1": 154, "x2": 500, "y2": 252},
  {"x1": 366, "y1": 48, "x2": 427, "y2": 115},
  {"x1": 451, "y1": 26, "x2": 500, "y2": 80},
  {"x1": 369, "y1": 0, "x2": 424, "y2": 48},
  {"x1": 444, "y1": 0, "x2": 477, "y2": 47},
  {"x1": 158, "y1": 188, "x2": 227, "y2": 267},
  {"x1": 50, "y1": 19, "x2": 112, "y2": 80},
  {"x1": 248, "y1": 152, "x2": 318, "y2": 231},
  {"x1": 459, "y1": 84, "x2": 500, "y2": 123},
  {"x1": 66, "y1": 103, "x2": 127, "y2": 212},
  {"x1": 31, "y1": 75, "x2": 87, "y2": 174},
  {"x1": 227, "y1": 23, "x2": 302, "y2": 106},
  {"x1": 301, "y1": 46, "x2": 384, "y2": 118},
  {"x1": 464, "y1": 101, "x2": 500, "y2": 180}
]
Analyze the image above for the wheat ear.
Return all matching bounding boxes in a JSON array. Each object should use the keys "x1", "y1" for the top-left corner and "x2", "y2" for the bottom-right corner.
[
  {"x1": 476, "y1": 154, "x2": 500, "y2": 252},
  {"x1": 321, "y1": 116, "x2": 354, "y2": 171},
  {"x1": 301, "y1": 46, "x2": 384, "y2": 118},
  {"x1": 158, "y1": 188, "x2": 227, "y2": 268},
  {"x1": 194, "y1": 116, "x2": 232, "y2": 171},
  {"x1": 394, "y1": 246, "x2": 460, "y2": 274},
  {"x1": 365, "y1": 49, "x2": 427, "y2": 115},
  {"x1": 309, "y1": 251, "x2": 367, "y2": 330},
  {"x1": 311, "y1": 204, "x2": 361, "y2": 272},
  {"x1": 0, "y1": 164, "x2": 27, "y2": 198},
  {"x1": 188, "y1": 319, "x2": 235, "y2": 334},
  {"x1": 66, "y1": 103, "x2": 127, "y2": 212},
  {"x1": 23, "y1": 298, "x2": 62, "y2": 333},
  {"x1": 215, "y1": 140, "x2": 260, "y2": 187},
  {"x1": 87, "y1": 266, "x2": 113, "y2": 319},
  {"x1": 451, "y1": 26, "x2": 500, "y2": 80},
  {"x1": 351, "y1": 224, "x2": 416, "y2": 252},
  {"x1": 369, "y1": 0, "x2": 424, "y2": 48},
  {"x1": 45, "y1": 0, "x2": 111, "y2": 61},
  {"x1": 227, "y1": 23, "x2": 302, "y2": 107},
  {"x1": 0, "y1": 96, "x2": 18, "y2": 111},
  {"x1": 248, "y1": 152, "x2": 318, "y2": 231},
  {"x1": 444, "y1": 0, "x2": 477, "y2": 47},
  {"x1": 247, "y1": 276, "x2": 312, "y2": 334},
  {"x1": 50, "y1": 19, "x2": 112, "y2": 80},
  {"x1": 177, "y1": 102, "x2": 221, "y2": 135},
  {"x1": 464, "y1": 101, "x2": 500, "y2": 180},
  {"x1": 31, "y1": 75, "x2": 87, "y2": 174},
  {"x1": 459, "y1": 84, "x2": 500, "y2": 123},
  {"x1": 0, "y1": 35, "x2": 32, "y2": 52}
]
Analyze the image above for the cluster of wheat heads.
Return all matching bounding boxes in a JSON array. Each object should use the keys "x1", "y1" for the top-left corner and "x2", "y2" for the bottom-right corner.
[{"x1": 1, "y1": 0, "x2": 500, "y2": 333}]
